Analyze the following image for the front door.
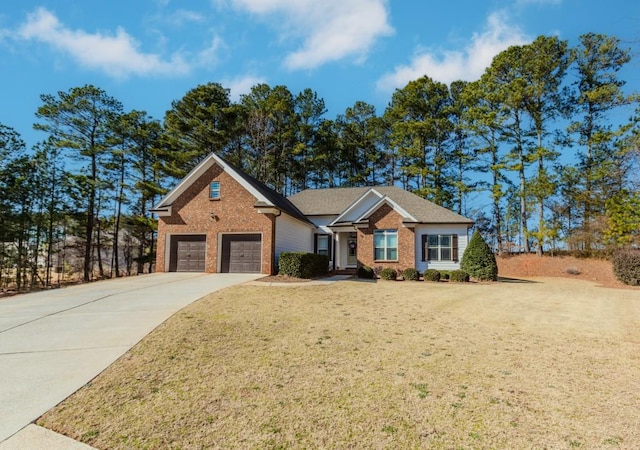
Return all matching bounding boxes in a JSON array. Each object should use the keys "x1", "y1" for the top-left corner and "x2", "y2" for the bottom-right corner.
[{"x1": 347, "y1": 233, "x2": 357, "y2": 266}]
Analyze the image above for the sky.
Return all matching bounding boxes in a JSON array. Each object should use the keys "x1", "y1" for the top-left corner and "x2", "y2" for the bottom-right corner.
[{"x1": 1, "y1": 0, "x2": 639, "y2": 150}]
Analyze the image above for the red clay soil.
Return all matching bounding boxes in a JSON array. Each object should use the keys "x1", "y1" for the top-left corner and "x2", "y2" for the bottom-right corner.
[{"x1": 497, "y1": 253, "x2": 639, "y2": 289}]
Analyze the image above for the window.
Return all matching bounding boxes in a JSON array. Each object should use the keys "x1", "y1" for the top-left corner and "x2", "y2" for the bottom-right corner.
[
  {"x1": 315, "y1": 234, "x2": 331, "y2": 257},
  {"x1": 423, "y1": 234, "x2": 458, "y2": 261},
  {"x1": 374, "y1": 229, "x2": 398, "y2": 261},
  {"x1": 209, "y1": 181, "x2": 220, "y2": 200}
]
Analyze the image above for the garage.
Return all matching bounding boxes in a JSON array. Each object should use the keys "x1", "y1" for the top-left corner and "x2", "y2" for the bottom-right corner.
[
  {"x1": 221, "y1": 234, "x2": 262, "y2": 273},
  {"x1": 169, "y1": 235, "x2": 206, "y2": 272}
]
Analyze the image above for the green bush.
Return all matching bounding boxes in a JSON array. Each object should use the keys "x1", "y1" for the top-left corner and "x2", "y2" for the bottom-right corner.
[
  {"x1": 423, "y1": 269, "x2": 441, "y2": 282},
  {"x1": 379, "y1": 268, "x2": 398, "y2": 280},
  {"x1": 357, "y1": 265, "x2": 375, "y2": 279},
  {"x1": 450, "y1": 270, "x2": 470, "y2": 282},
  {"x1": 278, "y1": 252, "x2": 329, "y2": 278},
  {"x1": 440, "y1": 270, "x2": 451, "y2": 280},
  {"x1": 461, "y1": 230, "x2": 498, "y2": 281},
  {"x1": 402, "y1": 267, "x2": 420, "y2": 281},
  {"x1": 612, "y1": 249, "x2": 640, "y2": 286}
]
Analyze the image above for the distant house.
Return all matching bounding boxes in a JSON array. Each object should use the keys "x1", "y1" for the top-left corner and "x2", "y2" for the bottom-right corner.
[{"x1": 151, "y1": 153, "x2": 474, "y2": 275}]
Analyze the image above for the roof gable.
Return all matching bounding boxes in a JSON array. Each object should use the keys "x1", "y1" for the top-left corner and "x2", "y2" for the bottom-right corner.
[
  {"x1": 354, "y1": 195, "x2": 418, "y2": 224},
  {"x1": 151, "y1": 153, "x2": 311, "y2": 226},
  {"x1": 288, "y1": 186, "x2": 473, "y2": 225},
  {"x1": 330, "y1": 188, "x2": 383, "y2": 225}
]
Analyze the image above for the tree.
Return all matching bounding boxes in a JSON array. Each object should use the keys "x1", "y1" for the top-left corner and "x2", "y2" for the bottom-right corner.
[
  {"x1": 385, "y1": 76, "x2": 454, "y2": 206},
  {"x1": 604, "y1": 189, "x2": 640, "y2": 247},
  {"x1": 521, "y1": 36, "x2": 570, "y2": 255},
  {"x1": 461, "y1": 229, "x2": 498, "y2": 281},
  {"x1": 126, "y1": 112, "x2": 164, "y2": 274},
  {"x1": 35, "y1": 85, "x2": 123, "y2": 282},
  {"x1": 0, "y1": 126, "x2": 32, "y2": 290},
  {"x1": 163, "y1": 82, "x2": 234, "y2": 177},
  {"x1": 569, "y1": 33, "x2": 634, "y2": 249},
  {"x1": 485, "y1": 44, "x2": 532, "y2": 252},
  {"x1": 449, "y1": 80, "x2": 476, "y2": 216},
  {"x1": 241, "y1": 84, "x2": 297, "y2": 194},
  {"x1": 461, "y1": 79, "x2": 508, "y2": 253},
  {"x1": 292, "y1": 89, "x2": 327, "y2": 191},
  {"x1": 32, "y1": 139, "x2": 69, "y2": 286},
  {"x1": 336, "y1": 101, "x2": 383, "y2": 186}
]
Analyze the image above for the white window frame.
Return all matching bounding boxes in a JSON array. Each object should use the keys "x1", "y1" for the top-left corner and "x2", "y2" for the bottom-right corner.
[
  {"x1": 425, "y1": 234, "x2": 457, "y2": 262},
  {"x1": 374, "y1": 229, "x2": 398, "y2": 261},
  {"x1": 209, "y1": 181, "x2": 220, "y2": 200}
]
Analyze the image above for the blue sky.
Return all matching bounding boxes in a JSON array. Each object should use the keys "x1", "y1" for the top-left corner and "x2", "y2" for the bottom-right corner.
[{"x1": 1, "y1": 0, "x2": 639, "y2": 149}]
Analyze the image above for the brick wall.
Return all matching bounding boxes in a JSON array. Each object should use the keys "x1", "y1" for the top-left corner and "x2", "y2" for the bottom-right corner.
[
  {"x1": 156, "y1": 163, "x2": 275, "y2": 274},
  {"x1": 357, "y1": 203, "x2": 415, "y2": 271}
]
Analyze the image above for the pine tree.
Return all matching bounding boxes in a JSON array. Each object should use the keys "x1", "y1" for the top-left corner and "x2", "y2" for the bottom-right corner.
[{"x1": 461, "y1": 230, "x2": 498, "y2": 281}]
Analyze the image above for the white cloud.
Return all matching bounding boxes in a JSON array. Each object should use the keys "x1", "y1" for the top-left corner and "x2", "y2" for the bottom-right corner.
[
  {"x1": 169, "y1": 9, "x2": 206, "y2": 26},
  {"x1": 229, "y1": 0, "x2": 394, "y2": 70},
  {"x1": 376, "y1": 11, "x2": 530, "y2": 92},
  {"x1": 15, "y1": 8, "x2": 190, "y2": 79},
  {"x1": 197, "y1": 35, "x2": 225, "y2": 67},
  {"x1": 223, "y1": 74, "x2": 267, "y2": 101}
]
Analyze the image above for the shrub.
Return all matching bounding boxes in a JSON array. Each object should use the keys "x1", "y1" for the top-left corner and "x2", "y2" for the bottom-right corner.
[
  {"x1": 423, "y1": 269, "x2": 441, "y2": 282},
  {"x1": 450, "y1": 270, "x2": 470, "y2": 282},
  {"x1": 612, "y1": 249, "x2": 640, "y2": 286},
  {"x1": 379, "y1": 268, "x2": 398, "y2": 280},
  {"x1": 461, "y1": 230, "x2": 498, "y2": 281},
  {"x1": 440, "y1": 270, "x2": 451, "y2": 280},
  {"x1": 278, "y1": 252, "x2": 329, "y2": 278},
  {"x1": 357, "y1": 265, "x2": 375, "y2": 279},
  {"x1": 402, "y1": 267, "x2": 420, "y2": 281}
]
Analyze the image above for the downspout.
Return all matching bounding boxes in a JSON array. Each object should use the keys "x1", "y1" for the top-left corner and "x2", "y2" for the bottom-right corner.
[{"x1": 271, "y1": 210, "x2": 281, "y2": 275}]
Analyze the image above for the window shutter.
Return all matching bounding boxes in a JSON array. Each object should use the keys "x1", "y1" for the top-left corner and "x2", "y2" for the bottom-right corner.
[
  {"x1": 313, "y1": 234, "x2": 318, "y2": 253},
  {"x1": 328, "y1": 235, "x2": 332, "y2": 260},
  {"x1": 452, "y1": 234, "x2": 459, "y2": 262},
  {"x1": 422, "y1": 235, "x2": 427, "y2": 261}
]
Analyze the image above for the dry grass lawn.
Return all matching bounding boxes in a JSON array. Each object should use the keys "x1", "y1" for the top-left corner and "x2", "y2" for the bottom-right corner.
[{"x1": 39, "y1": 277, "x2": 640, "y2": 449}]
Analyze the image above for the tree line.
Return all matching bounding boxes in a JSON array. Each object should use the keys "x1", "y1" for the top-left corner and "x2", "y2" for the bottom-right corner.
[{"x1": 1, "y1": 32, "x2": 638, "y2": 291}]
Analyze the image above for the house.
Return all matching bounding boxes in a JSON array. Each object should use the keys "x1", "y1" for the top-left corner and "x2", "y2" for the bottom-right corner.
[{"x1": 151, "y1": 153, "x2": 474, "y2": 275}]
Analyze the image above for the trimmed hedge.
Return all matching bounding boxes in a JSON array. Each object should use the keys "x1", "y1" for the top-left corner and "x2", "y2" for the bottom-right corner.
[
  {"x1": 440, "y1": 270, "x2": 451, "y2": 280},
  {"x1": 402, "y1": 267, "x2": 420, "y2": 281},
  {"x1": 278, "y1": 252, "x2": 329, "y2": 278},
  {"x1": 450, "y1": 269, "x2": 470, "y2": 282},
  {"x1": 461, "y1": 230, "x2": 498, "y2": 281},
  {"x1": 612, "y1": 249, "x2": 640, "y2": 286},
  {"x1": 423, "y1": 269, "x2": 441, "y2": 282},
  {"x1": 379, "y1": 268, "x2": 397, "y2": 280},
  {"x1": 357, "y1": 265, "x2": 375, "y2": 279}
]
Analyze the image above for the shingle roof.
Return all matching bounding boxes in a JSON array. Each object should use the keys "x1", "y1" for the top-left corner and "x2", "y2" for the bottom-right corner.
[
  {"x1": 287, "y1": 186, "x2": 474, "y2": 224},
  {"x1": 219, "y1": 157, "x2": 312, "y2": 225}
]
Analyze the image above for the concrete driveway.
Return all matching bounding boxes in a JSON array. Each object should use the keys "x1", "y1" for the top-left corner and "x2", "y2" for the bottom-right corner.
[{"x1": 0, "y1": 272, "x2": 260, "y2": 446}]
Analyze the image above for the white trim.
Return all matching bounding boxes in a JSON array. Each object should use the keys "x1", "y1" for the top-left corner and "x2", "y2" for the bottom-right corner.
[
  {"x1": 152, "y1": 154, "x2": 274, "y2": 211},
  {"x1": 329, "y1": 188, "x2": 383, "y2": 226},
  {"x1": 355, "y1": 196, "x2": 418, "y2": 223}
]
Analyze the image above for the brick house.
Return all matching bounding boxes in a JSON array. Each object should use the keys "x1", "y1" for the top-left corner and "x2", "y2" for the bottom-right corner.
[{"x1": 151, "y1": 153, "x2": 474, "y2": 274}]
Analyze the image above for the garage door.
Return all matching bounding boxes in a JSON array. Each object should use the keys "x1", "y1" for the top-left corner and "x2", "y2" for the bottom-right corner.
[
  {"x1": 221, "y1": 234, "x2": 262, "y2": 273},
  {"x1": 170, "y1": 235, "x2": 206, "y2": 272}
]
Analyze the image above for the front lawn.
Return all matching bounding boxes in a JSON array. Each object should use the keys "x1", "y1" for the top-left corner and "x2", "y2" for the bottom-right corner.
[{"x1": 39, "y1": 278, "x2": 640, "y2": 449}]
